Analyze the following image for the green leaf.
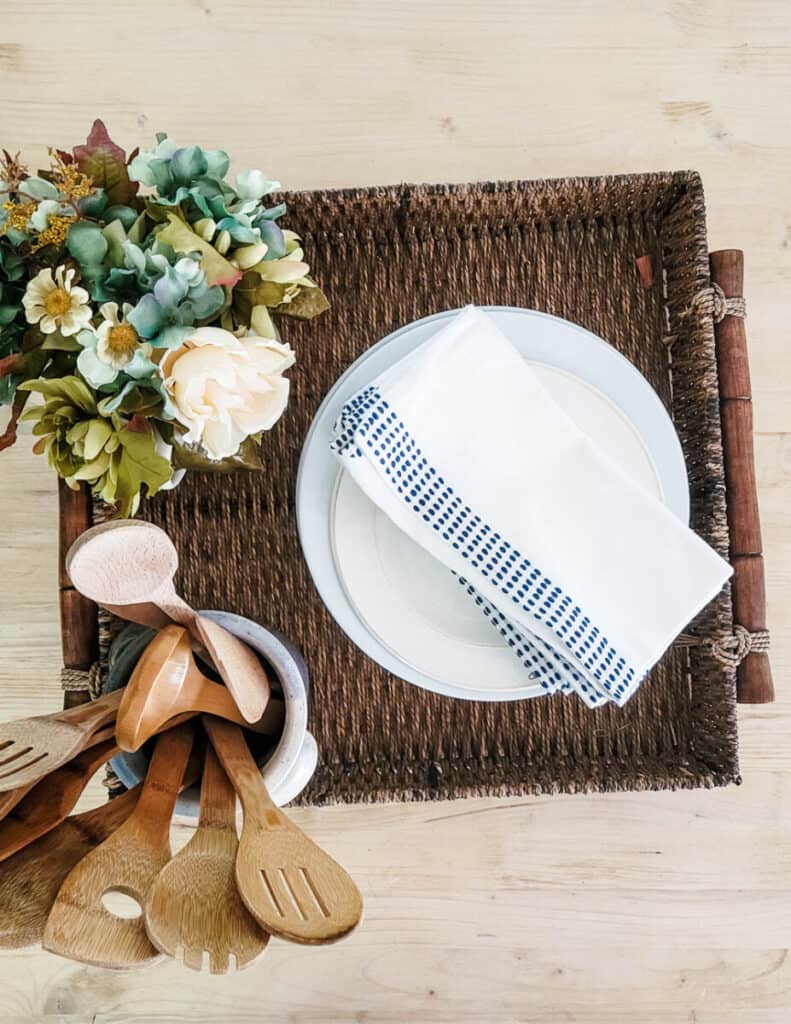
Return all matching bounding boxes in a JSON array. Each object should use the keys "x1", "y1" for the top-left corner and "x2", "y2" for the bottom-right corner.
[
  {"x1": 78, "y1": 189, "x2": 109, "y2": 218},
  {"x1": 276, "y1": 284, "x2": 330, "y2": 320},
  {"x1": 41, "y1": 333, "x2": 81, "y2": 352},
  {"x1": 66, "y1": 221, "x2": 109, "y2": 267},
  {"x1": 171, "y1": 434, "x2": 263, "y2": 472},
  {"x1": 73, "y1": 119, "x2": 138, "y2": 206},
  {"x1": 0, "y1": 304, "x2": 19, "y2": 327},
  {"x1": 112, "y1": 423, "x2": 173, "y2": 515},
  {"x1": 101, "y1": 219, "x2": 128, "y2": 267},
  {"x1": 18, "y1": 375, "x2": 97, "y2": 413},
  {"x1": 20, "y1": 176, "x2": 60, "y2": 201},
  {"x1": 104, "y1": 204, "x2": 139, "y2": 231},
  {"x1": 83, "y1": 417, "x2": 113, "y2": 460},
  {"x1": 156, "y1": 213, "x2": 242, "y2": 287}
]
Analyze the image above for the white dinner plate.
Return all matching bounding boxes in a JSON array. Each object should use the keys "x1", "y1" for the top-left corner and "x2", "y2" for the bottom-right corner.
[{"x1": 296, "y1": 307, "x2": 689, "y2": 702}]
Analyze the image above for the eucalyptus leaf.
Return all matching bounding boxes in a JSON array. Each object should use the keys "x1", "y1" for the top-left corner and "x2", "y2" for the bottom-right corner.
[
  {"x1": 66, "y1": 221, "x2": 109, "y2": 267},
  {"x1": 20, "y1": 177, "x2": 60, "y2": 201}
]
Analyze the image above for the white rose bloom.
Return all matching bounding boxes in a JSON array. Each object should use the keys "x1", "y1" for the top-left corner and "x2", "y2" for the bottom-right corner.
[{"x1": 161, "y1": 326, "x2": 295, "y2": 460}]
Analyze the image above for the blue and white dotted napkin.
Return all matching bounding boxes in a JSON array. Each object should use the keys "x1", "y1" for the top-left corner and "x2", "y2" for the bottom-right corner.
[{"x1": 331, "y1": 306, "x2": 732, "y2": 707}]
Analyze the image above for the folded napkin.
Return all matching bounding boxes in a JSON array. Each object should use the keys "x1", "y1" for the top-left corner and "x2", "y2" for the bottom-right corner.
[{"x1": 331, "y1": 307, "x2": 732, "y2": 707}]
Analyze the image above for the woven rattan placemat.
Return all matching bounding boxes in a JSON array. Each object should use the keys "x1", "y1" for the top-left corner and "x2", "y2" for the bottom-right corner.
[{"x1": 126, "y1": 173, "x2": 738, "y2": 803}]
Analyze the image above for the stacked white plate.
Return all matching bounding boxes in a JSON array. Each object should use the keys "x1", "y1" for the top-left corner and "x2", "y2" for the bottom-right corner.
[{"x1": 296, "y1": 307, "x2": 689, "y2": 702}]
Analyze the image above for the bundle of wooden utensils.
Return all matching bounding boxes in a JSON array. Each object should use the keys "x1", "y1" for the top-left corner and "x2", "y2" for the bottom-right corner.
[{"x1": 0, "y1": 520, "x2": 362, "y2": 972}]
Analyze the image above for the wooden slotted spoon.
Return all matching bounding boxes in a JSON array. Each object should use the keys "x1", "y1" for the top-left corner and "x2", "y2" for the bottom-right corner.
[
  {"x1": 0, "y1": 689, "x2": 122, "y2": 793},
  {"x1": 115, "y1": 625, "x2": 284, "y2": 752},
  {"x1": 204, "y1": 716, "x2": 363, "y2": 944},
  {"x1": 145, "y1": 745, "x2": 269, "y2": 972},
  {"x1": 0, "y1": 737, "x2": 118, "y2": 862},
  {"x1": 43, "y1": 722, "x2": 195, "y2": 968},
  {"x1": 0, "y1": 723, "x2": 115, "y2": 822},
  {"x1": 66, "y1": 519, "x2": 271, "y2": 722}
]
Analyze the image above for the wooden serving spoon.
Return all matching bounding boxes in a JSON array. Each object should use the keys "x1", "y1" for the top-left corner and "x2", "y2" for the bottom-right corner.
[
  {"x1": 0, "y1": 737, "x2": 118, "y2": 862},
  {"x1": 145, "y1": 745, "x2": 269, "y2": 973},
  {"x1": 0, "y1": 689, "x2": 122, "y2": 793},
  {"x1": 204, "y1": 716, "x2": 363, "y2": 944},
  {"x1": 43, "y1": 722, "x2": 195, "y2": 969},
  {"x1": 0, "y1": 722, "x2": 115, "y2": 822},
  {"x1": 0, "y1": 784, "x2": 141, "y2": 950},
  {"x1": 66, "y1": 519, "x2": 271, "y2": 723},
  {"x1": 115, "y1": 625, "x2": 285, "y2": 752}
]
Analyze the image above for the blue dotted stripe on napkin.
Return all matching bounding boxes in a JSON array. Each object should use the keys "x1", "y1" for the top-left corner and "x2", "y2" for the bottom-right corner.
[
  {"x1": 456, "y1": 577, "x2": 611, "y2": 707},
  {"x1": 333, "y1": 386, "x2": 637, "y2": 702}
]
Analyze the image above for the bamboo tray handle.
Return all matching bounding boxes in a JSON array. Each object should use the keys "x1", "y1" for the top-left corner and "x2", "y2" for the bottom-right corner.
[{"x1": 709, "y1": 249, "x2": 774, "y2": 704}]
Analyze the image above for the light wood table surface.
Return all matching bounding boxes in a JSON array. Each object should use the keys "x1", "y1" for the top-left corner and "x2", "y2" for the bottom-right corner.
[{"x1": 1, "y1": 3, "x2": 789, "y2": 1021}]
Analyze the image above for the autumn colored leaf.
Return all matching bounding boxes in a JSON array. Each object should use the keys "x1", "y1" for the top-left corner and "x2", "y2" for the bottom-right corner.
[{"x1": 73, "y1": 119, "x2": 139, "y2": 206}]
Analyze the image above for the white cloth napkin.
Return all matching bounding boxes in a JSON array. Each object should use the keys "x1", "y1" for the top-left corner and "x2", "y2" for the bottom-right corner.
[{"x1": 331, "y1": 307, "x2": 732, "y2": 707}]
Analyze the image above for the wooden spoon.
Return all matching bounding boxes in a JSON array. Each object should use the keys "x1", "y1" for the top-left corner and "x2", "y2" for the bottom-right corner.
[
  {"x1": 0, "y1": 689, "x2": 122, "y2": 793},
  {"x1": 43, "y1": 722, "x2": 195, "y2": 968},
  {"x1": 0, "y1": 784, "x2": 141, "y2": 950},
  {"x1": 66, "y1": 519, "x2": 271, "y2": 722},
  {"x1": 204, "y1": 716, "x2": 363, "y2": 944},
  {"x1": 116, "y1": 625, "x2": 284, "y2": 753},
  {"x1": 0, "y1": 737, "x2": 118, "y2": 862},
  {"x1": 0, "y1": 722, "x2": 115, "y2": 822},
  {"x1": 145, "y1": 745, "x2": 269, "y2": 973}
]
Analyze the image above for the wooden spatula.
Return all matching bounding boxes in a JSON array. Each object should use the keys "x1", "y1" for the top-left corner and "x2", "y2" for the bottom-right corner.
[
  {"x1": 115, "y1": 625, "x2": 283, "y2": 752},
  {"x1": 0, "y1": 722, "x2": 116, "y2": 822},
  {"x1": 145, "y1": 745, "x2": 269, "y2": 972},
  {"x1": 43, "y1": 722, "x2": 194, "y2": 968},
  {"x1": 204, "y1": 716, "x2": 363, "y2": 944},
  {"x1": 66, "y1": 519, "x2": 271, "y2": 722},
  {"x1": 0, "y1": 784, "x2": 140, "y2": 950},
  {"x1": 0, "y1": 689, "x2": 122, "y2": 793},
  {"x1": 0, "y1": 737, "x2": 118, "y2": 862}
]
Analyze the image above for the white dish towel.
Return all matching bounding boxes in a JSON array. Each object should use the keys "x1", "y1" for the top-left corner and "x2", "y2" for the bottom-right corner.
[{"x1": 331, "y1": 306, "x2": 732, "y2": 707}]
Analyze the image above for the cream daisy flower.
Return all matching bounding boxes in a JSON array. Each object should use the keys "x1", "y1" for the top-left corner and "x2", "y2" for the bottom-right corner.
[
  {"x1": 77, "y1": 302, "x2": 158, "y2": 388},
  {"x1": 22, "y1": 265, "x2": 92, "y2": 336}
]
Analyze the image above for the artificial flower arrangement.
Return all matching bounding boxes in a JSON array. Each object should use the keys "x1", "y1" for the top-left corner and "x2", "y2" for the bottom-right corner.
[{"x1": 0, "y1": 121, "x2": 328, "y2": 514}]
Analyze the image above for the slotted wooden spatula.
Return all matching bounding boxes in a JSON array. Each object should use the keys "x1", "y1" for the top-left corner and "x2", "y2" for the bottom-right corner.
[
  {"x1": 145, "y1": 745, "x2": 269, "y2": 972},
  {"x1": 0, "y1": 737, "x2": 118, "y2": 862},
  {"x1": 0, "y1": 784, "x2": 140, "y2": 950},
  {"x1": 204, "y1": 716, "x2": 363, "y2": 944},
  {"x1": 0, "y1": 722, "x2": 115, "y2": 822},
  {"x1": 43, "y1": 722, "x2": 194, "y2": 968},
  {"x1": 0, "y1": 689, "x2": 122, "y2": 793}
]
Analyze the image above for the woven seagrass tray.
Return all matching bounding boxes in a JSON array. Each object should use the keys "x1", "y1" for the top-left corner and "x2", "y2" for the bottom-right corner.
[{"x1": 59, "y1": 172, "x2": 773, "y2": 803}]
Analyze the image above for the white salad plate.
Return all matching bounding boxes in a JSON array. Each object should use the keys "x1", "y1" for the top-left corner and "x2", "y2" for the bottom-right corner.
[{"x1": 296, "y1": 306, "x2": 689, "y2": 702}]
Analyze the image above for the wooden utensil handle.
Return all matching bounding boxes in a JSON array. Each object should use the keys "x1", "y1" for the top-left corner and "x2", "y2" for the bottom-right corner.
[
  {"x1": 69, "y1": 737, "x2": 119, "y2": 777},
  {"x1": 202, "y1": 716, "x2": 276, "y2": 816},
  {"x1": 709, "y1": 249, "x2": 774, "y2": 704},
  {"x1": 199, "y1": 679, "x2": 282, "y2": 736},
  {"x1": 153, "y1": 589, "x2": 198, "y2": 633},
  {"x1": 58, "y1": 687, "x2": 123, "y2": 731},
  {"x1": 198, "y1": 744, "x2": 238, "y2": 830},
  {"x1": 129, "y1": 722, "x2": 195, "y2": 846}
]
